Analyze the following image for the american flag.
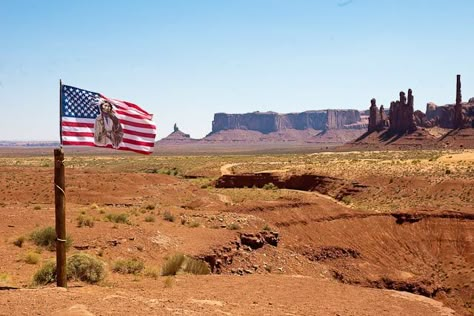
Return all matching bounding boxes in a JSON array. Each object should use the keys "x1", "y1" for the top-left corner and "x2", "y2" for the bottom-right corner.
[{"x1": 61, "y1": 84, "x2": 156, "y2": 155}]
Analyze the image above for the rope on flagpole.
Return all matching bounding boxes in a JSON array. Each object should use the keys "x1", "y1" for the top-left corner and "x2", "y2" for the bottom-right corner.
[
  {"x1": 55, "y1": 184, "x2": 65, "y2": 196},
  {"x1": 54, "y1": 183, "x2": 66, "y2": 243}
]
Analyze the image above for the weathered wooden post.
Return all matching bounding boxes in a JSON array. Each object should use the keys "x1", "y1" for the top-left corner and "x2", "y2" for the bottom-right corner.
[
  {"x1": 54, "y1": 148, "x2": 66, "y2": 287},
  {"x1": 55, "y1": 79, "x2": 67, "y2": 287},
  {"x1": 54, "y1": 148, "x2": 67, "y2": 287}
]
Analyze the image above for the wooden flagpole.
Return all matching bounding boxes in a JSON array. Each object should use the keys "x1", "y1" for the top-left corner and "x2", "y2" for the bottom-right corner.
[
  {"x1": 59, "y1": 79, "x2": 63, "y2": 146},
  {"x1": 55, "y1": 80, "x2": 67, "y2": 287}
]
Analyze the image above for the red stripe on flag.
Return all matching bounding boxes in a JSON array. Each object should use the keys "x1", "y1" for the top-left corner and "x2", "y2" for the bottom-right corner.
[
  {"x1": 62, "y1": 141, "x2": 153, "y2": 155},
  {"x1": 62, "y1": 121, "x2": 95, "y2": 128},
  {"x1": 62, "y1": 140, "x2": 96, "y2": 147},
  {"x1": 122, "y1": 138, "x2": 156, "y2": 147},
  {"x1": 62, "y1": 131, "x2": 94, "y2": 137},
  {"x1": 122, "y1": 129, "x2": 156, "y2": 139},
  {"x1": 120, "y1": 119, "x2": 156, "y2": 130},
  {"x1": 115, "y1": 109, "x2": 152, "y2": 120}
]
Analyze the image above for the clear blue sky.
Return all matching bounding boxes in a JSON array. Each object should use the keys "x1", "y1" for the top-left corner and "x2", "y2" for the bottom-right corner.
[{"x1": 1, "y1": 0, "x2": 473, "y2": 141}]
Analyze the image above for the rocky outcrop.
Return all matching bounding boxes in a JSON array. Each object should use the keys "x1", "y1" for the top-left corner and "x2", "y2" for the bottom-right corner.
[
  {"x1": 389, "y1": 89, "x2": 417, "y2": 134},
  {"x1": 375, "y1": 75, "x2": 474, "y2": 132},
  {"x1": 211, "y1": 110, "x2": 364, "y2": 134},
  {"x1": 368, "y1": 99, "x2": 389, "y2": 132},
  {"x1": 240, "y1": 231, "x2": 279, "y2": 249},
  {"x1": 157, "y1": 125, "x2": 198, "y2": 144},
  {"x1": 214, "y1": 172, "x2": 367, "y2": 201}
]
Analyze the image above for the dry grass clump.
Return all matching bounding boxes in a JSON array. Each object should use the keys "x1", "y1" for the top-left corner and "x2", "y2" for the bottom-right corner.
[
  {"x1": 161, "y1": 253, "x2": 210, "y2": 276},
  {"x1": 227, "y1": 223, "x2": 240, "y2": 230},
  {"x1": 0, "y1": 273, "x2": 10, "y2": 283},
  {"x1": 77, "y1": 214, "x2": 95, "y2": 227},
  {"x1": 188, "y1": 221, "x2": 200, "y2": 228},
  {"x1": 163, "y1": 211, "x2": 175, "y2": 222},
  {"x1": 112, "y1": 258, "x2": 145, "y2": 274},
  {"x1": 263, "y1": 182, "x2": 278, "y2": 190},
  {"x1": 144, "y1": 204, "x2": 155, "y2": 211},
  {"x1": 144, "y1": 215, "x2": 156, "y2": 223},
  {"x1": 262, "y1": 224, "x2": 272, "y2": 231},
  {"x1": 144, "y1": 267, "x2": 160, "y2": 279},
  {"x1": 23, "y1": 251, "x2": 41, "y2": 264},
  {"x1": 164, "y1": 276, "x2": 174, "y2": 288},
  {"x1": 341, "y1": 195, "x2": 352, "y2": 205},
  {"x1": 105, "y1": 213, "x2": 130, "y2": 224},
  {"x1": 29, "y1": 226, "x2": 72, "y2": 251}
]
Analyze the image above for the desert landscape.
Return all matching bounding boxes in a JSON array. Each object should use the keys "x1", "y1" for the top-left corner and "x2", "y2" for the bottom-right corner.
[
  {"x1": 0, "y1": 147, "x2": 472, "y2": 315},
  {"x1": 2, "y1": 2, "x2": 474, "y2": 315}
]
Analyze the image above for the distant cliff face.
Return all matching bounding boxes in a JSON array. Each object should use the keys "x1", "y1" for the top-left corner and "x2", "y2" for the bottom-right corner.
[{"x1": 211, "y1": 110, "x2": 363, "y2": 134}]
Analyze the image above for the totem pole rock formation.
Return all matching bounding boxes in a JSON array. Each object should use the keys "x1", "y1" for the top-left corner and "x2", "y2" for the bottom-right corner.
[
  {"x1": 367, "y1": 75, "x2": 474, "y2": 134},
  {"x1": 368, "y1": 99, "x2": 389, "y2": 132},
  {"x1": 454, "y1": 74, "x2": 464, "y2": 128},
  {"x1": 368, "y1": 99, "x2": 378, "y2": 132},
  {"x1": 388, "y1": 89, "x2": 417, "y2": 134}
]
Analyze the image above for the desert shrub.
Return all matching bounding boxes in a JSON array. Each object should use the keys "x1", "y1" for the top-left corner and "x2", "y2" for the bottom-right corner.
[
  {"x1": 188, "y1": 221, "x2": 200, "y2": 228},
  {"x1": 144, "y1": 267, "x2": 160, "y2": 279},
  {"x1": 13, "y1": 236, "x2": 25, "y2": 248},
  {"x1": 262, "y1": 183, "x2": 278, "y2": 190},
  {"x1": 164, "y1": 276, "x2": 174, "y2": 288},
  {"x1": 227, "y1": 223, "x2": 240, "y2": 230},
  {"x1": 33, "y1": 261, "x2": 56, "y2": 285},
  {"x1": 0, "y1": 273, "x2": 10, "y2": 283},
  {"x1": 445, "y1": 169, "x2": 452, "y2": 174},
  {"x1": 163, "y1": 211, "x2": 175, "y2": 222},
  {"x1": 262, "y1": 224, "x2": 272, "y2": 231},
  {"x1": 112, "y1": 258, "x2": 144, "y2": 274},
  {"x1": 162, "y1": 168, "x2": 179, "y2": 176},
  {"x1": 105, "y1": 213, "x2": 130, "y2": 224},
  {"x1": 77, "y1": 214, "x2": 95, "y2": 228},
  {"x1": 161, "y1": 254, "x2": 210, "y2": 276},
  {"x1": 33, "y1": 205, "x2": 41, "y2": 210},
  {"x1": 181, "y1": 257, "x2": 210, "y2": 275},
  {"x1": 149, "y1": 167, "x2": 180, "y2": 176},
  {"x1": 161, "y1": 254, "x2": 186, "y2": 276},
  {"x1": 144, "y1": 215, "x2": 156, "y2": 223},
  {"x1": 341, "y1": 195, "x2": 352, "y2": 205},
  {"x1": 144, "y1": 204, "x2": 155, "y2": 211},
  {"x1": 67, "y1": 253, "x2": 105, "y2": 283},
  {"x1": 33, "y1": 253, "x2": 105, "y2": 285},
  {"x1": 23, "y1": 251, "x2": 40, "y2": 264},
  {"x1": 29, "y1": 227, "x2": 72, "y2": 251}
]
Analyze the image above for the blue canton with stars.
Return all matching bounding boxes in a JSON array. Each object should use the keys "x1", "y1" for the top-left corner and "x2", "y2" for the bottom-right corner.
[{"x1": 62, "y1": 85, "x2": 101, "y2": 118}]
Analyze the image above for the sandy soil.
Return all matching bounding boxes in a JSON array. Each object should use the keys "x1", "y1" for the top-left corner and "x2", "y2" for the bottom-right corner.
[{"x1": 0, "y1": 149, "x2": 472, "y2": 315}]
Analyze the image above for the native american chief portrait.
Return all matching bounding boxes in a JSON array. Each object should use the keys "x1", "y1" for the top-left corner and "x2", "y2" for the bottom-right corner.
[{"x1": 94, "y1": 98, "x2": 124, "y2": 148}]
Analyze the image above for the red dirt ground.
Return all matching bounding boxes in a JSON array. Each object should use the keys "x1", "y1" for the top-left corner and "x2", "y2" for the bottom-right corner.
[{"x1": 0, "y1": 150, "x2": 472, "y2": 315}]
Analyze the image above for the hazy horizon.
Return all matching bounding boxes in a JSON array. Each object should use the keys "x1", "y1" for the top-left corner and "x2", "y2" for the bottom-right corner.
[{"x1": 1, "y1": 0, "x2": 473, "y2": 141}]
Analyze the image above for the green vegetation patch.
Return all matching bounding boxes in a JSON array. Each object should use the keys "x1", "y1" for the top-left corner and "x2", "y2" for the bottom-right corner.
[{"x1": 29, "y1": 227, "x2": 72, "y2": 251}]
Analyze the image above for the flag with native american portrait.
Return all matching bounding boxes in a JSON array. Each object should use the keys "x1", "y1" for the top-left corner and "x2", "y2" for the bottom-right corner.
[{"x1": 60, "y1": 84, "x2": 156, "y2": 155}]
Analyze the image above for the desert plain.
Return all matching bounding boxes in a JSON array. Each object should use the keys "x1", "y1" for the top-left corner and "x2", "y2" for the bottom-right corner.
[{"x1": 0, "y1": 148, "x2": 472, "y2": 315}]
